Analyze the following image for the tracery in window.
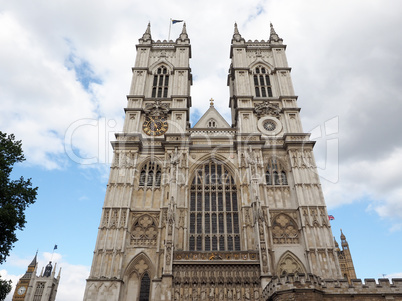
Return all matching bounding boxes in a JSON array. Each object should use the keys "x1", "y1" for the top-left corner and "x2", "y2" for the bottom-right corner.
[
  {"x1": 189, "y1": 162, "x2": 240, "y2": 251},
  {"x1": 139, "y1": 162, "x2": 162, "y2": 188},
  {"x1": 266, "y1": 158, "x2": 288, "y2": 186},
  {"x1": 254, "y1": 66, "x2": 273, "y2": 98},
  {"x1": 151, "y1": 66, "x2": 169, "y2": 98}
]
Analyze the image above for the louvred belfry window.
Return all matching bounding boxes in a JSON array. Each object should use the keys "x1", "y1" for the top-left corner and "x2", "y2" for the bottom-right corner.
[
  {"x1": 254, "y1": 66, "x2": 273, "y2": 98},
  {"x1": 189, "y1": 162, "x2": 241, "y2": 251},
  {"x1": 152, "y1": 66, "x2": 169, "y2": 98}
]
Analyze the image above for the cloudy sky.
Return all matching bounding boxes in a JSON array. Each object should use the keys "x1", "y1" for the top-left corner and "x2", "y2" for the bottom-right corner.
[{"x1": 1, "y1": 0, "x2": 402, "y2": 300}]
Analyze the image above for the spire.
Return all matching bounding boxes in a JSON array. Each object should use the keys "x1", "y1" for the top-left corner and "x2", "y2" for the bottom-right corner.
[
  {"x1": 232, "y1": 22, "x2": 244, "y2": 43},
  {"x1": 139, "y1": 22, "x2": 152, "y2": 43},
  {"x1": 334, "y1": 237, "x2": 340, "y2": 249},
  {"x1": 340, "y1": 229, "x2": 346, "y2": 241},
  {"x1": 29, "y1": 252, "x2": 37, "y2": 267},
  {"x1": 178, "y1": 22, "x2": 189, "y2": 41},
  {"x1": 269, "y1": 22, "x2": 283, "y2": 44}
]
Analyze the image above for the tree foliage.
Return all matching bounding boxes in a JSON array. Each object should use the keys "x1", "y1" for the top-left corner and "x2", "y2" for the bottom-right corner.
[
  {"x1": 0, "y1": 131, "x2": 37, "y2": 264},
  {"x1": 0, "y1": 275, "x2": 12, "y2": 301}
]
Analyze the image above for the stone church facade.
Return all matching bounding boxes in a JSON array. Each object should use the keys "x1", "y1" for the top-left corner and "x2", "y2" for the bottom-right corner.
[{"x1": 82, "y1": 23, "x2": 402, "y2": 301}]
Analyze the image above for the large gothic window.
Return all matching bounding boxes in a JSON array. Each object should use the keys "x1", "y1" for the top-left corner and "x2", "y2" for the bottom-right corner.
[
  {"x1": 139, "y1": 162, "x2": 161, "y2": 187},
  {"x1": 266, "y1": 158, "x2": 288, "y2": 185},
  {"x1": 254, "y1": 66, "x2": 273, "y2": 98},
  {"x1": 189, "y1": 162, "x2": 240, "y2": 251},
  {"x1": 151, "y1": 66, "x2": 169, "y2": 98}
]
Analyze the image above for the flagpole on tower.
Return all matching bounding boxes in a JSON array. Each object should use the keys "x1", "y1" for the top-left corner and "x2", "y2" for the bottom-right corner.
[
  {"x1": 50, "y1": 244, "x2": 57, "y2": 262},
  {"x1": 168, "y1": 18, "x2": 172, "y2": 41}
]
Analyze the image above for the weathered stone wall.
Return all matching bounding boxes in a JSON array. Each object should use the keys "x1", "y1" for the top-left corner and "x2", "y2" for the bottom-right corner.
[{"x1": 263, "y1": 274, "x2": 402, "y2": 301}]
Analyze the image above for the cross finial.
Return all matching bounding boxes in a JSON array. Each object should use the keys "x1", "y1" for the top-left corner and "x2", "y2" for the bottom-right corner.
[{"x1": 210, "y1": 98, "x2": 214, "y2": 107}]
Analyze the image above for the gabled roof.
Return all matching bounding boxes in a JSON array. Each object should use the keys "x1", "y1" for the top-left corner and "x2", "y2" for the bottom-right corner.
[{"x1": 193, "y1": 101, "x2": 230, "y2": 129}]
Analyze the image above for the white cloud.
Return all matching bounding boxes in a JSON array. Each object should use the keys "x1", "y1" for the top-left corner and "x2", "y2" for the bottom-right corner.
[{"x1": 1, "y1": 0, "x2": 402, "y2": 228}]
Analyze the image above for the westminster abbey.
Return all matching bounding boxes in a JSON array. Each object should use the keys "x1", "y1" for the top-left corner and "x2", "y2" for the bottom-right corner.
[{"x1": 82, "y1": 23, "x2": 402, "y2": 301}]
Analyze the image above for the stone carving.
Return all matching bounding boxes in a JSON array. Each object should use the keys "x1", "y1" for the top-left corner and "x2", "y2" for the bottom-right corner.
[
  {"x1": 144, "y1": 100, "x2": 170, "y2": 117},
  {"x1": 172, "y1": 264, "x2": 260, "y2": 298},
  {"x1": 174, "y1": 287, "x2": 180, "y2": 301},
  {"x1": 102, "y1": 209, "x2": 110, "y2": 227},
  {"x1": 130, "y1": 214, "x2": 158, "y2": 246},
  {"x1": 271, "y1": 213, "x2": 299, "y2": 244},
  {"x1": 134, "y1": 259, "x2": 148, "y2": 274},
  {"x1": 277, "y1": 252, "x2": 306, "y2": 275},
  {"x1": 254, "y1": 100, "x2": 280, "y2": 118}
]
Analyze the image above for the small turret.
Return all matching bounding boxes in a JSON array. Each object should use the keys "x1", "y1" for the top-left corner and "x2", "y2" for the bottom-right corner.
[
  {"x1": 139, "y1": 22, "x2": 152, "y2": 43},
  {"x1": 269, "y1": 23, "x2": 283, "y2": 44},
  {"x1": 232, "y1": 22, "x2": 244, "y2": 44},
  {"x1": 178, "y1": 22, "x2": 189, "y2": 41}
]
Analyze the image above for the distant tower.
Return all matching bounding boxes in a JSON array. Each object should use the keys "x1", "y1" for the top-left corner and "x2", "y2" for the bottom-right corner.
[
  {"x1": 335, "y1": 230, "x2": 357, "y2": 282},
  {"x1": 12, "y1": 253, "x2": 61, "y2": 301}
]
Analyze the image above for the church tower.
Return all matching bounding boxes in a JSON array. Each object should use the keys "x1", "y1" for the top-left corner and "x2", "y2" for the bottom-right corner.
[
  {"x1": 335, "y1": 230, "x2": 357, "y2": 283},
  {"x1": 12, "y1": 254, "x2": 60, "y2": 301},
  {"x1": 83, "y1": 22, "x2": 342, "y2": 301}
]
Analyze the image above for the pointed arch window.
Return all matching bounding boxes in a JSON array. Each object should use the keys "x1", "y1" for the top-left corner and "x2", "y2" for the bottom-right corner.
[
  {"x1": 266, "y1": 158, "x2": 288, "y2": 186},
  {"x1": 152, "y1": 66, "x2": 169, "y2": 98},
  {"x1": 139, "y1": 272, "x2": 151, "y2": 301},
  {"x1": 139, "y1": 162, "x2": 162, "y2": 187},
  {"x1": 189, "y1": 162, "x2": 241, "y2": 251},
  {"x1": 254, "y1": 66, "x2": 273, "y2": 98}
]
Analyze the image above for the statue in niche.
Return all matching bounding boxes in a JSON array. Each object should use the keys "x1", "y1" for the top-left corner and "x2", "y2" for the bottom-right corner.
[
  {"x1": 209, "y1": 284, "x2": 215, "y2": 300},
  {"x1": 244, "y1": 287, "x2": 251, "y2": 300},
  {"x1": 200, "y1": 287, "x2": 207, "y2": 300},
  {"x1": 184, "y1": 286, "x2": 190, "y2": 300},
  {"x1": 227, "y1": 288, "x2": 233, "y2": 300},
  {"x1": 219, "y1": 287, "x2": 224, "y2": 299},
  {"x1": 174, "y1": 287, "x2": 180, "y2": 301},
  {"x1": 236, "y1": 287, "x2": 241, "y2": 300},
  {"x1": 193, "y1": 283, "x2": 198, "y2": 301},
  {"x1": 254, "y1": 287, "x2": 260, "y2": 300}
]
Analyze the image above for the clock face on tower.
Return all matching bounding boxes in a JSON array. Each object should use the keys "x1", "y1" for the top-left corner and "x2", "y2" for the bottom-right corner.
[
  {"x1": 143, "y1": 116, "x2": 168, "y2": 136},
  {"x1": 17, "y1": 286, "x2": 26, "y2": 295}
]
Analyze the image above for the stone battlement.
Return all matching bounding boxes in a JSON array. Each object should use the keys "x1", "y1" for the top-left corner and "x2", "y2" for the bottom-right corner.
[{"x1": 262, "y1": 273, "x2": 402, "y2": 300}]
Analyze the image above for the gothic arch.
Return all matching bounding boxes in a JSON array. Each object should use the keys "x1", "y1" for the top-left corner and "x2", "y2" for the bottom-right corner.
[
  {"x1": 137, "y1": 158, "x2": 164, "y2": 188},
  {"x1": 189, "y1": 153, "x2": 238, "y2": 183},
  {"x1": 249, "y1": 60, "x2": 274, "y2": 73},
  {"x1": 122, "y1": 253, "x2": 155, "y2": 301},
  {"x1": 149, "y1": 59, "x2": 174, "y2": 74},
  {"x1": 276, "y1": 251, "x2": 306, "y2": 276},
  {"x1": 124, "y1": 252, "x2": 155, "y2": 279}
]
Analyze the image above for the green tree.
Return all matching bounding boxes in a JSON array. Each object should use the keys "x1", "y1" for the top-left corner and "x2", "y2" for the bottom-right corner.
[
  {"x1": 0, "y1": 131, "x2": 37, "y2": 300},
  {"x1": 0, "y1": 276, "x2": 12, "y2": 301}
]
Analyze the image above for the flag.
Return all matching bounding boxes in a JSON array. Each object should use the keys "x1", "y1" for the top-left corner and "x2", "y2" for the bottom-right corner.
[
  {"x1": 328, "y1": 215, "x2": 335, "y2": 221},
  {"x1": 54, "y1": 245, "x2": 58, "y2": 250},
  {"x1": 172, "y1": 20, "x2": 183, "y2": 24}
]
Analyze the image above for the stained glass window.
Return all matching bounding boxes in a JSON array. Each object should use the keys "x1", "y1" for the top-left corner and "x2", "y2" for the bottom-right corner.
[{"x1": 189, "y1": 162, "x2": 241, "y2": 251}]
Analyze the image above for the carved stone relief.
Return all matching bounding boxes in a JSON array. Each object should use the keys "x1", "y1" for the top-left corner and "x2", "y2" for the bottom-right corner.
[
  {"x1": 130, "y1": 213, "x2": 159, "y2": 246},
  {"x1": 277, "y1": 252, "x2": 306, "y2": 276},
  {"x1": 271, "y1": 213, "x2": 299, "y2": 244}
]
